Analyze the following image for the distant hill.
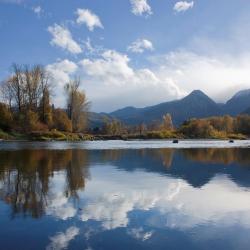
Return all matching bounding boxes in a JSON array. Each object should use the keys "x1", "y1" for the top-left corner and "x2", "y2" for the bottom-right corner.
[
  {"x1": 89, "y1": 89, "x2": 250, "y2": 128},
  {"x1": 242, "y1": 107, "x2": 250, "y2": 115},
  {"x1": 224, "y1": 89, "x2": 250, "y2": 115}
]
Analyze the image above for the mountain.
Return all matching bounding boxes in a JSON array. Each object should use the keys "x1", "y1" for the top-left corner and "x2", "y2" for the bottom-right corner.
[
  {"x1": 109, "y1": 90, "x2": 222, "y2": 126},
  {"x1": 89, "y1": 89, "x2": 250, "y2": 128},
  {"x1": 225, "y1": 89, "x2": 250, "y2": 115},
  {"x1": 242, "y1": 107, "x2": 250, "y2": 115}
]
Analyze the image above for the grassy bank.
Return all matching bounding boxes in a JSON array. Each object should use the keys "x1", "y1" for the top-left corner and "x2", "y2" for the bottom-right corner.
[{"x1": 0, "y1": 129, "x2": 247, "y2": 141}]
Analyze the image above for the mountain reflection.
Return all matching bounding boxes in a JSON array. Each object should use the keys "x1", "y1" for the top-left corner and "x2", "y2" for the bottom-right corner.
[
  {"x1": 0, "y1": 147, "x2": 250, "y2": 219},
  {"x1": 0, "y1": 150, "x2": 89, "y2": 218}
]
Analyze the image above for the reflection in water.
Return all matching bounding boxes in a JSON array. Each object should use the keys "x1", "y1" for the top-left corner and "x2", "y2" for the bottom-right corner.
[
  {"x1": 181, "y1": 148, "x2": 250, "y2": 165},
  {"x1": 46, "y1": 227, "x2": 80, "y2": 250},
  {"x1": 0, "y1": 150, "x2": 89, "y2": 218},
  {"x1": 0, "y1": 146, "x2": 250, "y2": 250}
]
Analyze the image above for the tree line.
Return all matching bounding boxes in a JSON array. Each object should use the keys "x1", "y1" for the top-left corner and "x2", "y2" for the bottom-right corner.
[
  {"x1": 0, "y1": 64, "x2": 89, "y2": 134},
  {"x1": 95, "y1": 113, "x2": 250, "y2": 139}
]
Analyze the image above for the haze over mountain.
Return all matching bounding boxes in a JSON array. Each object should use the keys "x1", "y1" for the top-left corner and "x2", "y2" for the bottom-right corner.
[{"x1": 90, "y1": 89, "x2": 250, "y2": 127}]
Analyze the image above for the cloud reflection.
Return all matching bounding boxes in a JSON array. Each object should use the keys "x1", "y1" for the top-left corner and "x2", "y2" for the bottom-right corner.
[
  {"x1": 79, "y1": 170, "x2": 250, "y2": 232},
  {"x1": 46, "y1": 226, "x2": 79, "y2": 250}
]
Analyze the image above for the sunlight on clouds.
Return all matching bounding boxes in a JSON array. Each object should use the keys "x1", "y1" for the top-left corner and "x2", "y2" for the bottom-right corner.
[
  {"x1": 130, "y1": 0, "x2": 152, "y2": 16},
  {"x1": 79, "y1": 50, "x2": 134, "y2": 83},
  {"x1": 46, "y1": 59, "x2": 78, "y2": 87},
  {"x1": 76, "y1": 8, "x2": 103, "y2": 31},
  {"x1": 128, "y1": 38, "x2": 154, "y2": 53},
  {"x1": 78, "y1": 49, "x2": 184, "y2": 111},
  {"x1": 48, "y1": 24, "x2": 82, "y2": 54},
  {"x1": 153, "y1": 50, "x2": 250, "y2": 102}
]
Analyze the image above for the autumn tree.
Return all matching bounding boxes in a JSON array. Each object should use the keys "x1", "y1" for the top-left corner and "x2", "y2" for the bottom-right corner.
[
  {"x1": 65, "y1": 78, "x2": 89, "y2": 132},
  {"x1": 52, "y1": 109, "x2": 72, "y2": 132},
  {"x1": 162, "y1": 113, "x2": 174, "y2": 130},
  {"x1": 103, "y1": 119, "x2": 125, "y2": 135}
]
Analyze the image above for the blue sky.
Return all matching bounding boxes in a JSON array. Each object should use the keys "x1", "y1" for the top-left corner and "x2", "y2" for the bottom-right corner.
[{"x1": 1, "y1": 0, "x2": 250, "y2": 111}]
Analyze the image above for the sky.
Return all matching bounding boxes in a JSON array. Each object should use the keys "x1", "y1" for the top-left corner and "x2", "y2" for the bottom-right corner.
[{"x1": 1, "y1": 0, "x2": 250, "y2": 112}]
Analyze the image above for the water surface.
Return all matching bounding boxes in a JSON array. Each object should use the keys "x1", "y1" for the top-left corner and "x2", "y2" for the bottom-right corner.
[{"x1": 1, "y1": 141, "x2": 250, "y2": 250}]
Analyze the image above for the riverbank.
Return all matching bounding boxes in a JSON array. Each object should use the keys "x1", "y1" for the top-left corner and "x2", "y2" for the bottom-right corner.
[{"x1": 0, "y1": 129, "x2": 247, "y2": 141}]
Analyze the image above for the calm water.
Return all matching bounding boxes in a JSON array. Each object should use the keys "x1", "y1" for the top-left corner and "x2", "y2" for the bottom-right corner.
[{"x1": 1, "y1": 141, "x2": 250, "y2": 250}]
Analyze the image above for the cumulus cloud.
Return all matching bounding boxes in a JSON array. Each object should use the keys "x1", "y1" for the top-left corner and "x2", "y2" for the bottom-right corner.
[
  {"x1": 46, "y1": 59, "x2": 78, "y2": 106},
  {"x1": 130, "y1": 0, "x2": 152, "y2": 16},
  {"x1": 46, "y1": 59, "x2": 78, "y2": 86},
  {"x1": 46, "y1": 227, "x2": 79, "y2": 250},
  {"x1": 76, "y1": 9, "x2": 103, "y2": 31},
  {"x1": 173, "y1": 1, "x2": 194, "y2": 12},
  {"x1": 78, "y1": 49, "x2": 184, "y2": 111},
  {"x1": 48, "y1": 24, "x2": 82, "y2": 54},
  {"x1": 128, "y1": 38, "x2": 154, "y2": 53}
]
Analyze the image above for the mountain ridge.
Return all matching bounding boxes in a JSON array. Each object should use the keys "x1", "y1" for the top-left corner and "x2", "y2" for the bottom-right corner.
[{"x1": 90, "y1": 89, "x2": 250, "y2": 128}]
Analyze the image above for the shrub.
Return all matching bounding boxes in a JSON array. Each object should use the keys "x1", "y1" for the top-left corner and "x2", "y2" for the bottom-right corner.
[{"x1": 52, "y1": 109, "x2": 72, "y2": 132}]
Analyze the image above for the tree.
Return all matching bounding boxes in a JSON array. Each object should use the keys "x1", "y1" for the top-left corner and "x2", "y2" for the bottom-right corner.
[
  {"x1": 65, "y1": 78, "x2": 89, "y2": 132},
  {"x1": 0, "y1": 103, "x2": 13, "y2": 130},
  {"x1": 180, "y1": 119, "x2": 214, "y2": 138},
  {"x1": 162, "y1": 113, "x2": 173, "y2": 130},
  {"x1": 39, "y1": 67, "x2": 53, "y2": 126},
  {"x1": 52, "y1": 109, "x2": 72, "y2": 132},
  {"x1": 9, "y1": 64, "x2": 25, "y2": 112},
  {"x1": 0, "y1": 80, "x2": 13, "y2": 110},
  {"x1": 103, "y1": 119, "x2": 124, "y2": 135},
  {"x1": 39, "y1": 87, "x2": 52, "y2": 127}
]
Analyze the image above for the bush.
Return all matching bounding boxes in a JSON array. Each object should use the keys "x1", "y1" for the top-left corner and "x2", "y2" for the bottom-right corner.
[
  {"x1": 180, "y1": 119, "x2": 214, "y2": 138},
  {"x1": 52, "y1": 109, "x2": 72, "y2": 132}
]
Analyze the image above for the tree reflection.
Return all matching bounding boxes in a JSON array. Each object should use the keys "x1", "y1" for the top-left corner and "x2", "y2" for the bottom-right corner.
[
  {"x1": 181, "y1": 148, "x2": 250, "y2": 166},
  {"x1": 0, "y1": 149, "x2": 89, "y2": 218}
]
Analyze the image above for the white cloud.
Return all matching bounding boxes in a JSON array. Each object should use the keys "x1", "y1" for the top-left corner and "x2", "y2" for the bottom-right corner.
[
  {"x1": 46, "y1": 59, "x2": 78, "y2": 86},
  {"x1": 76, "y1": 9, "x2": 103, "y2": 31},
  {"x1": 32, "y1": 6, "x2": 42, "y2": 17},
  {"x1": 46, "y1": 192, "x2": 77, "y2": 220},
  {"x1": 46, "y1": 227, "x2": 79, "y2": 250},
  {"x1": 152, "y1": 50, "x2": 250, "y2": 102},
  {"x1": 78, "y1": 49, "x2": 184, "y2": 111},
  {"x1": 128, "y1": 227, "x2": 154, "y2": 241},
  {"x1": 48, "y1": 24, "x2": 82, "y2": 54},
  {"x1": 80, "y1": 50, "x2": 134, "y2": 83},
  {"x1": 173, "y1": 1, "x2": 194, "y2": 12},
  {"x1": 46, "y1": 59, "x2": 78, "y2": 107},
  {"x1": 130, "y1": 0, "x2": 152, "y2": 16},
  {"x1": 128, "y1": 38, "x2": 154, "y2": 53}
]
